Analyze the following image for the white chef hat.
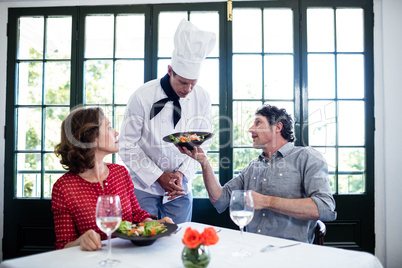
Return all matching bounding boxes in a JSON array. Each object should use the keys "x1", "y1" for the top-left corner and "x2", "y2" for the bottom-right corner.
[{"x1": 171, "y1": 19, "x2": 216, "y2": 80}]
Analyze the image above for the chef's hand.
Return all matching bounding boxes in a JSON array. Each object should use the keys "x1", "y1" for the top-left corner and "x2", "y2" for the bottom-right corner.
[
  {"x1": 165, "y1": 171, "x2": 185, "y2": 200},
  {"x1": 157, "y1": 172, "x2": 185, "y2": 195}
]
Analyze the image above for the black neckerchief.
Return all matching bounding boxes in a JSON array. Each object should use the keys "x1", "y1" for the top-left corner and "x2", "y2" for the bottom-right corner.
[{"x1": 149, "y1": 73, "x2": 181, "y2": 128}]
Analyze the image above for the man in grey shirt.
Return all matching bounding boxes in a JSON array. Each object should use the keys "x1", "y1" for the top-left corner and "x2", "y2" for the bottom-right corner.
[{"x1": 178, "y1": 104, "x2": 337, "y2": 243}]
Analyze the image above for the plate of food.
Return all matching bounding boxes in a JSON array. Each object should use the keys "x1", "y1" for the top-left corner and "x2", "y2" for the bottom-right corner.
[
  {"x1": 113, "y1": 221, "x2": 178, "y2": 246},
  {"x1": 163, "y1": 131, "x2": 214, "y2": 150}
]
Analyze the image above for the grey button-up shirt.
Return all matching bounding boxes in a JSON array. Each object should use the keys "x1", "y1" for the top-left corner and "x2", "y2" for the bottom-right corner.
[{"x1": 213, "y1": 142, "x2": 337, "y2": 243}]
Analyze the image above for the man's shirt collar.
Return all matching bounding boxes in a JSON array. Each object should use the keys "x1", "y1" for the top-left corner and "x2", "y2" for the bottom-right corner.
[{"x1": 258, "y1": 142, "x2": 294, "y2": 162}]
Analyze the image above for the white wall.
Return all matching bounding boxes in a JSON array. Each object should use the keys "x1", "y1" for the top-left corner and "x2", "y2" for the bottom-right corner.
[
  {"x1": 374, "y1": 0, "x2": 402, "y2": 267},
  {"x1": 0, "y1": 0, "x2": 401, "y2": 267}
]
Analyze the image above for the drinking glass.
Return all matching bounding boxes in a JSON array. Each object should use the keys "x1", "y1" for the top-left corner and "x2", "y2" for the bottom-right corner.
[
  {"x1": 229, "y1": 190, "x2": 254, "y2": 258},
  {"x1": 96, "y1": 195, "x2": 122, "y2": 267}
]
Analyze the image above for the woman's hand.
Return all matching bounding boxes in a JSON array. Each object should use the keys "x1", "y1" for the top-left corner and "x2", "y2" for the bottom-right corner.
[
  {"x1": 77, "y1": 229, "x2": 102, "y2": 251},
  {"x1": 64, "y1": 229, "x2": 102, "y2": 251},
  {"x1": 143, "y1": 216, "x2": 174, "y2": 224},
  {"x1": 156, "y1": 216, "x2": 174, "y2": 224}
]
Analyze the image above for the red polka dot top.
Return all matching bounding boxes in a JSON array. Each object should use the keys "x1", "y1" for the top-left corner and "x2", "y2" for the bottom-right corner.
[{"x1": 51, "y1": 163, "x2": 150, "y2": 249}]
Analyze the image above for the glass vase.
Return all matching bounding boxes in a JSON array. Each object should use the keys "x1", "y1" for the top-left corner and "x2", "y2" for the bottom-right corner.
[{"x1": 181, "y1": 244, "x2": 210, "y2": 268}]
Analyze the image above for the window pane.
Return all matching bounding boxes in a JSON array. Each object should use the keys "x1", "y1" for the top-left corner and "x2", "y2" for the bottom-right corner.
[
  {"x1": 338, "y1": 101, "x2": 364, "y2": 146},
  {"x1": 307, "y1": 8, "x2": 334, "y2": 52},
  {"x1": 16, "y1": 173, "x2": 41, "y2": 198},
  {"x1": 17, "y1": 153, "x2": 41, "y2": 171},
  {"x1": 85, "y1": 15, "x2": 114, "y2": 58},
  {"x1": 158, "y1": 12, "x2": 187, "y2": 57},
  {"x1": 337, "y1": 54, "x2": 364, "y2": 99},
  {"x1": 264, "y1": 55, "x2": 294, "y2": 99},
  {"x1": 211, "y1": 106, "x2": 220, "y2": 150},
  {"x1": 339, "y1": 174, "x2": 365, "y2": 194},
  {"x1": 45, "y1": 107, "x2": 69, "y2": 151},
  {"x1": 308, "y1": 101, "x2": 336, "y2": 146},
  {"x1": 115, "y1": 106, "x2": 126, "y2": 134},
  {"x1": 115, "y1": 60, "x2": 144, "y2": 104},
  {"x1": 45, "y1": 153, "x2": 63, "y2": 171},
  {"x1": 18, "y1": 17, "x2": 44, "y2": 59},
  {"x1": 198, "y1": 59, "x2": 219, "y2": 105},
  {"x1": 207, "y1": 153, "x2": 220, "y2": 173},
  {"x1": 85, "y1": 60, "x2": 113, "y2": 104},
  {"x1": 264, "y1": 9, "x2": 293, "y2": 53},
  {"x1": 314, "y1": 147, "x2": 336, "y2": 172},
  {"x1": 157, "y1": 59, "x2": 170, "y2": 78},
  {"x1": 339, "y1": 148, "x2": 365, "y2": 172},
  {"x1": 44, "y1": 174, "x2": 59, "y2": 198},
  {"x1": 17, "y1": 108, "x2": 42, "y2": 150},
  {"x1": 233, "y1": 101, "x2": 261, "y2": 146},
  {"x1": 192, "y1": 174, "x2": 208, "y2": 198},
  {"x1": 233, "y1": 55, "x2": 262, "y2": 99},
  {"x1": 45, "y1": 61, "x2": 70, "y2": 104},
  {"x1": 17, "y1": 62, "x2": 43, "y2": 105},
  {"x1": 190, "y1": 11, "x2": 219, "y2": 57},
  {"x1": 233, "y1": 9, "x2": 262, "y2": 53},
  {"x1": 233, "y1": 148, "x2": 261, "y2": 173},
  {"x1": 116, "y1": 14, "x2": 145, "y2": 58},
  {"x1": 46, "y1": 16, "x2": 72, "y2": 59},
  {"x1": 308, "y1": 54, "x2": 335, "y2": 99},
  {"x1": 336, "y1": 9, "x2": 364, "y2": 52},
  {"x1": 329, "y1": 174, "x2": 336, "y2": 194}
]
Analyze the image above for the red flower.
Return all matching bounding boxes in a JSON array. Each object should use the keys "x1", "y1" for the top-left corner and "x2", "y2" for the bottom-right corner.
[
  {"x1": 182, "y1": 227, "x2": 219, "y2": 248},
  {"x1": 201, "y1": 227, "x2": 219, "y2": 246},
  {"x1": 182, "y1": 228, "x2": 202, "y2": 249}
]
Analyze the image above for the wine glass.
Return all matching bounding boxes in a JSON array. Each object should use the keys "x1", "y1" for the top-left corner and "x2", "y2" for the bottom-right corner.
[
  {"x1": 229, "y1": 190, "x2": 254, "y2": 258},
  {"x1": 96, "y1": 195, "x2": 122, "y2": 267}
]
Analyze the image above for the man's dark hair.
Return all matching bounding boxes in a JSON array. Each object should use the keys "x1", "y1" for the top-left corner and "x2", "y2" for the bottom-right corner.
[{"x1": 255, "y1": 104, "x2": 295, "y2": 142}]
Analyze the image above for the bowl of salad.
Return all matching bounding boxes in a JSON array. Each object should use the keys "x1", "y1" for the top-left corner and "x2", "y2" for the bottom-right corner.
[
  {"x1": 113, "y1": 221, "x2": 178, "y2": 246},
  {"x1": 163, "y1": 131, "x2": 214, "y2": 151}
]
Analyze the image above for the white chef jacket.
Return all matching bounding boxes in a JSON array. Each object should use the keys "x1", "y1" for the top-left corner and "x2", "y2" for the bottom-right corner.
[{"x1": 118, "y1": 77, "x2": 212, "y2": 198}]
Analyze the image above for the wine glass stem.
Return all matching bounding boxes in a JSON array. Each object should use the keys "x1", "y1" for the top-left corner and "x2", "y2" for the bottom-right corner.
[
  {"x1": 106, "y1": 233, "x2": 112, "y2": 260},
  {"x1": 239, "y1": 226, "x2": 244, "y2": 250}
]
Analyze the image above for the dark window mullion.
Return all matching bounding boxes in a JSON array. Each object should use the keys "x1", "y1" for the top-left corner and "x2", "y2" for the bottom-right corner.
[
  {"x1": 261, "y1": 8, "x2": 265, "y2": 101},
  {"x1": 40, "y1": 16, "x2": 48, "y2": 199},
  {"x1": 112, "y1": 14, "x2": 117, "y2": 163},
  {"x1": 333, "y1": 8, "x2": 340, "y2": 194},
  {"x1": 76, "y1": 8, "x2": 87, "y2": 106},
  {"x1": 219, "y1": 4, "x2": 232, "y2": 186},
  {"x1": 298, "y1": 5, "x2": 307, "y2": 147}
]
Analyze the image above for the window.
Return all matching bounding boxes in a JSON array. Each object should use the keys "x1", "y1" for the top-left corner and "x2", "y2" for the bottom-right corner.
[
  {"x1": 307, "y1": 8, "x2": 366, "y2": 194},
  {"x1": 232, "y1": 7, "x2": 295, "y2": 176},
  {"x1": 82, "y1": 12, "x2": 146, "y2": 164},
  {"x1": 14, "y1": 15, "x2": 72, "y2": 198},
  {"x1": 6, "y1": 1, "x2": 373, "y2": 199}
]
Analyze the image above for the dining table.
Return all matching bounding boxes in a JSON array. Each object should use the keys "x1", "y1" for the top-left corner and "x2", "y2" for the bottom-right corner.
[{"x1": 0, "y1": 222, "x2": 383, "y2": 268}]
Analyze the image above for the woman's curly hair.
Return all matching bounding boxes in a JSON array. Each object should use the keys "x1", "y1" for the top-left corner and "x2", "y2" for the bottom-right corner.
[
  {"x1": 255, "y1": 104, "x2": 295, "y2": 142},
  {"x1": 54, "y1": 107, "x2": 105, "y2": 174}
]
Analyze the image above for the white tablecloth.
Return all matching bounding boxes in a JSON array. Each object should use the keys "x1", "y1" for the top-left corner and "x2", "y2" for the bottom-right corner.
[{"x1": 0, "y1": 222, "x2": 383, "y2": 268}]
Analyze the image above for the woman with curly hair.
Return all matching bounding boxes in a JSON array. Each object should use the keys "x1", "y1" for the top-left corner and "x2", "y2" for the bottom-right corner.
[{"x1": 52, "y1": 106, "x2": 173, "y2": 251}]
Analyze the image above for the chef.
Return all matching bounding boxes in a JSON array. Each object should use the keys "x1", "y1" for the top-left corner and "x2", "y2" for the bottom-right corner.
[{"x1": 119, "y1": 19, "x2": 216, "y2": 224}]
